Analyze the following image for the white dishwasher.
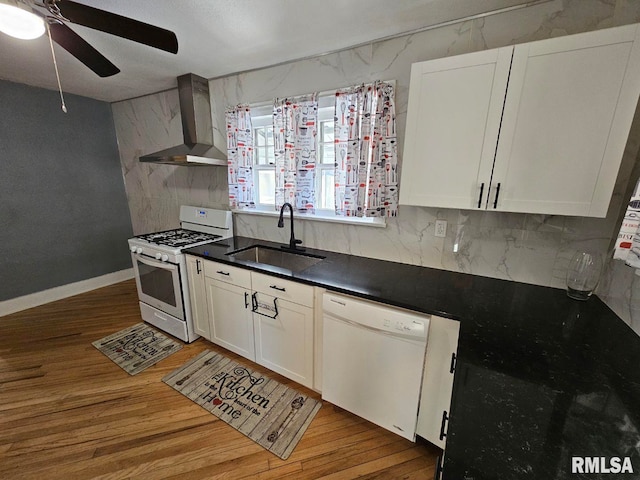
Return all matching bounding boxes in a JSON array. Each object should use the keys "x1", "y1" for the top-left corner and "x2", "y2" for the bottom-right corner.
[{"x1": 322, "y1": 292, "x2": 429, "y2": 441}]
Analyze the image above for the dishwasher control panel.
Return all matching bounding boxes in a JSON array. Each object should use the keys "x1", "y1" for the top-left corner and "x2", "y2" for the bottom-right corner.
[
  {"x1": 324, "y1": 292, "x2": 429, "y2": 340},
  {"x1": 383, "y1": 318, "x2": 425, "y2": 335}
]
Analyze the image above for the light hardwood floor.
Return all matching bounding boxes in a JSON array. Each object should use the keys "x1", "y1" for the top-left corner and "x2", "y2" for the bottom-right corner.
[{"x1": 0, "y1": 279, "x2": 439, "y2": 479}]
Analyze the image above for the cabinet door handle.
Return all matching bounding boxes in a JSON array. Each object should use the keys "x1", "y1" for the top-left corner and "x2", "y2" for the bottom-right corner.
[
  {"x1": 196, "y1": 259, "x2": 201, "y2": 274},
  {"x1": 439, "y1": 410, "x2": 449, "y2": 441},
  {"x1": 244, "y1": 291, "x2": 249, "y2": 309},
  {"x1": 493, "y1": 182, "x2": 501, "y2": 209},
  {"x1": 449, "y1": 352, "x2": 457, "y2": 374},
  {"x1": 216, "y1": 270, "x2": 230, "y2": 276},
  {"x1": 477, "y1": 182, "x2": 485, "y2": 208},
  {"x1": 251, "y1": 291, "x2": 258, "y2": 311},
  {"x1": 270, "y1": 285, "x2": 286, "y2": 292},
  {"x1": 251, "y1": 292, "x2": 279, "y2": 319}
]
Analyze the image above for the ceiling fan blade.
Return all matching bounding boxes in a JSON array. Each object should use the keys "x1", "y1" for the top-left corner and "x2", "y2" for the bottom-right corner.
[
  {"x1": 49, "y1": 22, "x2": 120, "y2": 77},
  {"x1": 54, "y1": 0, "x2": 179, "y2": 54}
]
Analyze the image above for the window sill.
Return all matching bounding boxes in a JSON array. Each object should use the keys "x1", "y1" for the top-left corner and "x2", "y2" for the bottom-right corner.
[{"x1": 231, "y1": 208, "x2": 387, "y2": 228}]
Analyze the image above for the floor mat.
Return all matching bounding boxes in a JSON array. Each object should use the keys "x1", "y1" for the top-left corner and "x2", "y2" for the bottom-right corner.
[
  {"x1": 93, "y1": 322, "x2": 182, "y2": 375},
  {"x1": 163, "y1": 349, "x2": 322, "y2": 459}
]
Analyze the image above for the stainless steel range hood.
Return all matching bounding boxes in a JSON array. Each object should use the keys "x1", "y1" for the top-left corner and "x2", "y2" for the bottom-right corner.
[{"x1": 139, "y1": 73, "x2": 227, "y2": 166}]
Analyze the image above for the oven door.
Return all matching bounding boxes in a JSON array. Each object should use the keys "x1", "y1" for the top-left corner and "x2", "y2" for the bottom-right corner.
[{"x1": 131, "y1": 253, "x2": 185, "y2": 321}]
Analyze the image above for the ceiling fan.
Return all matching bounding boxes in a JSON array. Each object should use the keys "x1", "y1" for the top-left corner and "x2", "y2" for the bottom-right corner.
[{"x1": 0, "y1": 0, "x2": 178, "y2": 77}]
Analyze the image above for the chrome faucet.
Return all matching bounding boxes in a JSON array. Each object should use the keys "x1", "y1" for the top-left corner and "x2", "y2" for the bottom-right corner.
[{"x1": 278, "y1": 202, "x2": 304, "y2": 251}]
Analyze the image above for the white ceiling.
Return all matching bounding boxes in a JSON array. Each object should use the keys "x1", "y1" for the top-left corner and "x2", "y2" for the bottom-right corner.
[{"x1": 0, "y1": 0, "x2": 533, "y2": 102}]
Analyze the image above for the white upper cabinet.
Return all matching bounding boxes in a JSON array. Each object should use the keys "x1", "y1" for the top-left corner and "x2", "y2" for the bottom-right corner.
[
  {"x1": 401, "y1": 47, "x2": 513, "y2": 210},
  {"x1": 400, "y1": 24, "x2": 640, "y2": 217}
]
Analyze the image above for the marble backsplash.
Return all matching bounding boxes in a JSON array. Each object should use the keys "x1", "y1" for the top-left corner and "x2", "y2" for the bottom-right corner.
[{"x1": 111, "y1": 0, "x2": 640, "y2": 332}]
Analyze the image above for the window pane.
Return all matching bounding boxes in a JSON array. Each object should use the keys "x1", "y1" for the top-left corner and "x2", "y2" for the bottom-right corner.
[
  {"x1": 266, "y1": 146, "x2": 275, "y2": 165},
  {"x1": 255, "y1": 146, "x2": 267, "y2": 165},
  {"x1": 322, "y1": 121, "x2": 334, "y2": 143},
  {"x1": 266, "y1": 126, "x2": 274, "y2": 145},
  {"x1": 320, "y1": 144, "x2": 335, "y2": 165},
  {"x1": 256, "y1": 127, "x2": 266, "y2": 146},
  {"x1": 320, "y1": 169, "x2": 335, "y2": 210},
  {"x1": 258, "y1": 170, "x2": 275, "y2": 205}
]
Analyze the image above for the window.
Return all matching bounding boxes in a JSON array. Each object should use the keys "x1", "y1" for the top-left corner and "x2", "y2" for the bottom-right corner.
[
  {"x1": 317, "y1": 106, "x2": 335, "y2": 211},
  {"x1": 251, "y1": 100, "x2": 335, "y2": 212},
  {"x1": 244, "y1": 94, "x2": 386, "y2": 227},
  {"x1": 252, "y1": 113, "x2": 275, "y2": 207}
]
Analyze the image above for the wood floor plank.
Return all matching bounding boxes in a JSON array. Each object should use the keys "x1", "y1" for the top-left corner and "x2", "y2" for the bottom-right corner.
[{"x1": 0, "y1": 279, "x2": 439, "y2": 479}]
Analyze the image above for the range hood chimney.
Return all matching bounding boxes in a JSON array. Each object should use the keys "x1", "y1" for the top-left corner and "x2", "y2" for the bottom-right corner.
[{"x1": 139, "y1": 73, "x2": 227, "y2": 166}]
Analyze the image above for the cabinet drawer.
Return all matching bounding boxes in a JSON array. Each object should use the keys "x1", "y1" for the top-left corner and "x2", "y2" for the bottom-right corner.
[
  {"x1": 251, "y1": 272, "x2": 314, "y2": 307},
  {"x1": 203, "y1": 260, "x2": 251, "y2": 289}
]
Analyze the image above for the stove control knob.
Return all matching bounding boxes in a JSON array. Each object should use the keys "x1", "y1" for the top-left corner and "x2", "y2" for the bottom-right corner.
[
  {"x1": 155, "y1": 253, "x2": 162, "y2": 260},
  {"x1": 130, "y1": 246, "x2": 137, "y2": 253},
  {"x1": 136, "y1": 247, "x2": 143, "y2": 254},
  {"x1": 161, "y1": 254, "x2": 169, "y2": 262}
]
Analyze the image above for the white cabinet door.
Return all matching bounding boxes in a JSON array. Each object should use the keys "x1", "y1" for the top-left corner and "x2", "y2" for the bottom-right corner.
[
  {"x1": 253, "y1": 292, "x2": 314, "y2": 388},
  {"x1": 185, "y1": 255, "x2": 209, "y2": 339},
  {"x1": 400, "y1": 47, "x2": 513, "y2": 209},
  {"x1": 417, "y1": 315, "x2": 460, "y2": 449},
  {"x1": 493, "y1": 24, "x2": 640, "y2": 217},
  {"x1": 205, "y1": 277, "x2": 255, "y2": 361}
]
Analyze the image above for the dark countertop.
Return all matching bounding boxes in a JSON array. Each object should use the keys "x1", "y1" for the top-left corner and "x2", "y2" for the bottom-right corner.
[{"x1": 185, "y1": 236, "x2": 640, "y2": 479}]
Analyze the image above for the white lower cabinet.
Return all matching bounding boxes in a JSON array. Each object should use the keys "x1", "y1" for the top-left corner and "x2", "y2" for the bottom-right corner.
[
  {"x1": 205, "y1": 277, "x2": 255, "y2": 361},
  {"x1": 252, "y1": 272, "x2": 315, "y2": 389},
  {"x1": 417, "y1": 315, "x2": 460, "y2": 449},
  {"x1": 253, "y1": 293, "x2": 314, "y2": 388},
  {"x1": 185, "y1": 255, "x2": 315, "y2": 388}
]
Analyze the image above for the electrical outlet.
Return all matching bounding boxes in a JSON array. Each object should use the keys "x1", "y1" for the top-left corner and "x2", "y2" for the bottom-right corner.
[{"x1": 435, "y1": 220, "x2": 447, "y2": 238}]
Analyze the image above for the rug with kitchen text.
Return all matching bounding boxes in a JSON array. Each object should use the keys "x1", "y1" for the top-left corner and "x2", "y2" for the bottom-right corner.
[
  {"x1": 162, "y1": 350, "x2": 322, "y2": 460},
  {"x1": 92, "y1": 323, "x2": 183, "y2": 375}
]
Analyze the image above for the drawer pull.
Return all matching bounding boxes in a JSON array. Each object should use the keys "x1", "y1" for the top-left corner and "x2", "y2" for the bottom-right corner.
[
  {"x1": 244, "y1": 291, "x2": 249, "y2": 309},
  {"x1": 269, "y1": 285, "x2": 286, "y2": 292},
  {"x1": 216, "y1": 270, "x2": 230, "y2": 276},
  {"x1": 477, "y1": 182, "x2": 484, "y2": 208},
  {"x1": 196, "y1": 259, "x2": 201, "y2": 274}
]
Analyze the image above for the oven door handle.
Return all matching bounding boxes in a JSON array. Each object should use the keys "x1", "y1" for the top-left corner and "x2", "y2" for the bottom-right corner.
[{"x1": 133, "y1": 253, "x2": 179, "y2": 271}]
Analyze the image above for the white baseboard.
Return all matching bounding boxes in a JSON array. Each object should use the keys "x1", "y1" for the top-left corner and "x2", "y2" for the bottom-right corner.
[{"x1": 0, "y1": 268, "x2": 135, "y2": 317}]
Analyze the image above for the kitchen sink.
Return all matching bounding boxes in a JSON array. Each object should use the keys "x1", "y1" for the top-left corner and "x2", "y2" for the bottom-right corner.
[{"x1": 227, "y1": 245, "x2": 325, "y2": 272}]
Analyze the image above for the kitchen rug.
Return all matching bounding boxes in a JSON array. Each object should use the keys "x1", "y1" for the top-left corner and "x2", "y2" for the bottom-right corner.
[
  {"x1": 92, "y1": 323, "x2": 182, "y2": 375},
  {"x1": 163, "y1": 350, "x2": 322, "y2": 460}
]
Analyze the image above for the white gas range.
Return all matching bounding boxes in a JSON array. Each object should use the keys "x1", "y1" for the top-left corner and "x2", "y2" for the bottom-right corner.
[{"x1": 128, "y1": 206, "x2": 233, "y2": 343}]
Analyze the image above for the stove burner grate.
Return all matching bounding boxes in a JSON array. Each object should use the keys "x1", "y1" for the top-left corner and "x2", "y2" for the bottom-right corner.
[{"x1": 136, "y1": 229, "x2": 222, "y2": 248}]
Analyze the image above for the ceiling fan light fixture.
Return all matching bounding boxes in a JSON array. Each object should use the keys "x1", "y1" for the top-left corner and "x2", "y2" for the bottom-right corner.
[{"x1": 0, "y1": 0, "x2": 45, "y2": 40}]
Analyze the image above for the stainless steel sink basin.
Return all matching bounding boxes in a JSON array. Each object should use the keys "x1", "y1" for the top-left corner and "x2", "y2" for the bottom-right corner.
[{"x1": 227, "y1": 245, "x2": 325, "y2": 272}]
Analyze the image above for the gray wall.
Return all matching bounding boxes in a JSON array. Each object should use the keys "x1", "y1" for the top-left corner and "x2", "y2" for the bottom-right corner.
[{"x1": 0, "y1": 79, "x2": 133, "y2": 301}]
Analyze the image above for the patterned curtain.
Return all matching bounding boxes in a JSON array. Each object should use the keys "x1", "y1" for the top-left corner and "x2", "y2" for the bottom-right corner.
[
  {"x1": 273, "y1": 94, "x2": 318, "y2": 213},
  {"x1": 225, "y1": 105, "x2": 255, "y2": 209},
  {"x1": 334, "y1": 82, "x2": 398, "y2": 217}
]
